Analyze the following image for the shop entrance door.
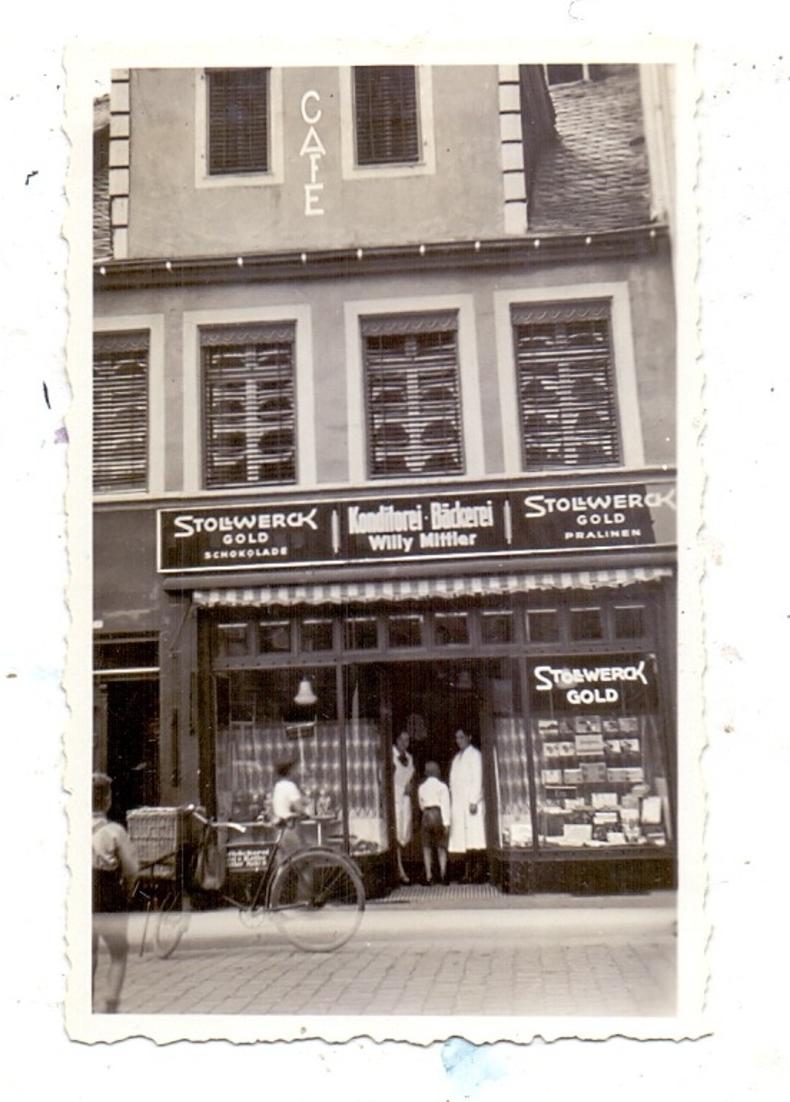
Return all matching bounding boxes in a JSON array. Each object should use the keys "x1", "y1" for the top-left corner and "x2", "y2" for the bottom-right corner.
[
  {"x1": 384, "y1": 659, "x2": 484, "y2": 875},
  {"x1": 99, "y1": 678, "x2": 160, "y2": 823}
]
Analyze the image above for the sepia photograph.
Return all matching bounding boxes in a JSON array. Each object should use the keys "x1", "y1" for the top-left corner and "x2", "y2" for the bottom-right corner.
[{"x1": 76, "y1": 52, "x2": 692, "y2": 1040}]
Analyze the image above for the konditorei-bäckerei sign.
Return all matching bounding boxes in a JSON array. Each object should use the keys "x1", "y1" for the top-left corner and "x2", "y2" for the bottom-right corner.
[{"x1": 157, "y1": 480, "x2": 675, "y2": 573}]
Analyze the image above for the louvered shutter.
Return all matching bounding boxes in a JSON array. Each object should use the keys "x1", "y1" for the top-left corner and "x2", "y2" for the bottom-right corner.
[
  {"x1": 511, "y1": 301, "x2": 623, "y2": 470},
  {"x1": 202, "y1": 323, "x2": 296, "y2": 488},
  {"x1": 354, "y1": 66, "x2": 420, "y2": 166},
  {"x1": 207, "y1": 69, "x2": 269, "y2": 175},
  {"x1": 93, "y1": 330, "x2": 149, "y2": 492},
  {"x1": 362, "y1": 313, "x2": 464, "y2": 478}
]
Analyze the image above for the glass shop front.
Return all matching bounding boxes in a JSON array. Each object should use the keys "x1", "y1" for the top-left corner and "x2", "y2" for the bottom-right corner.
[{"x1": 199, "y1": 582, "x2": 675, "y2": 895}]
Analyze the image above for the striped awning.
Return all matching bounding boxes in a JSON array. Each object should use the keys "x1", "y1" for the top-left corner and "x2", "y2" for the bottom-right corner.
[{"x1": 192, "y1": 566, "x2": 672, "y2": 608}]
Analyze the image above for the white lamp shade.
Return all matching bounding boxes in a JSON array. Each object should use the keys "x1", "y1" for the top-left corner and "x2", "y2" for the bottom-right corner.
[{"x1": 293, "y1": 677, "x2": 317, "y2": 707}]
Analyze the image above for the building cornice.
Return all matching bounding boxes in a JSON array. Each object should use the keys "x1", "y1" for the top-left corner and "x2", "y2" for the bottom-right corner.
[{"x1": 94, "y1": 225, "x2": 669, "y2": 291}]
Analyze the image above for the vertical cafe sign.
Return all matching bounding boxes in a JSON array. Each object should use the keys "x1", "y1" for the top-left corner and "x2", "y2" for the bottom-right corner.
[{"x1": 300, "y1": 90, "x2": 325, "y2": 217}]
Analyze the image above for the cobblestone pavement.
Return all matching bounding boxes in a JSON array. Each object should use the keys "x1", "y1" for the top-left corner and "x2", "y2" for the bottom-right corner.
[{"x1": 97, "y1": 896, "x2": 676, "y2": 1018}]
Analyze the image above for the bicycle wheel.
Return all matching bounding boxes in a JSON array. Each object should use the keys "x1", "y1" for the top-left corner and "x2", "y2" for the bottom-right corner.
[
  {"x1": 154, "y1": 890, "x2": 190, "y2": 959},
  {"x1": 269, "y1": 849, "x2": 365, "y2": 952}
]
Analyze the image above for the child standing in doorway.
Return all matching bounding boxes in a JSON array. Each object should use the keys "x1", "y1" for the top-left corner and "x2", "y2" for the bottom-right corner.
[{"x1": 417, "y1": 761, "x2": 451, "y2": 886}]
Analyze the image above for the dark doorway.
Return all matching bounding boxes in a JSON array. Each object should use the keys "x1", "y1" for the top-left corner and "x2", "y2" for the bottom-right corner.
[
  {"x1": 388, "y1": 660, "x2": 480, "y2": 781},
  {"x1": 104, "y1": 679, "x2": 159, "y2": 823},
  {"x1": 386, "y1": 659, "x2": 484, "y2": 871}
]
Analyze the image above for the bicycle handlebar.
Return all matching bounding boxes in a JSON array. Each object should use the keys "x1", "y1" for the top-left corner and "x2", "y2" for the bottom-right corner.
[{"x1": 182, "y1": 803, "x2": 246, "y2": 834}]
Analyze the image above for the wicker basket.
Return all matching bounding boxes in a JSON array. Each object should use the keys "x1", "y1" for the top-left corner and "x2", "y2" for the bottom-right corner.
[{"x1": 127, "y1": 806, "x2": 188, "y2": 879}]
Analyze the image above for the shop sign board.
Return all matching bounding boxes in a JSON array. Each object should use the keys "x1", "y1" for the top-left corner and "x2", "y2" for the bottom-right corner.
[
  {"x1": 157, "y1": 501, "x2": 339, "y2": 572},
  {"x1": 528, "y1": 653, "x2": 659, "y2": 711},
  {"x1": 508, "y1": 481, "x2": 676, "y2": 551},
  {"x1": 157, "y1": 479, "x2": 675, "y2": 572}
]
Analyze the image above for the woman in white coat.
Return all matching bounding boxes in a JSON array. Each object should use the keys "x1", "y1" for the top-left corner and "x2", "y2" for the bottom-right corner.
[
  {"x1": 392, "y1": 730, "x2": 415, "y2": 883},
  {"x1": 448, "y1": 729, "x2": 487, "y2": 882}
]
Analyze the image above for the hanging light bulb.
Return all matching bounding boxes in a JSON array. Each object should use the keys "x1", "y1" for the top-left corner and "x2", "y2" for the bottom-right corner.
[{"x1": 293, "y1": 677, "x2": 317, "y2": 707}]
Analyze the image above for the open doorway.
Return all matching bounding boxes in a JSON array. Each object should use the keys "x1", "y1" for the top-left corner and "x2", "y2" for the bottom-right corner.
[{"x1": 386, "y1": 659, "x2": 485, "y2": 878}]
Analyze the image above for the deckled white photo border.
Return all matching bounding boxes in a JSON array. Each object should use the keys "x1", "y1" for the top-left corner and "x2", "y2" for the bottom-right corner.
[{"x1": 63, "y1": 34, "x2": 704, "y2": 1045}]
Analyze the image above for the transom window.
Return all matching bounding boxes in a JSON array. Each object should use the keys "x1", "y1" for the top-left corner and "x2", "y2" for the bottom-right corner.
[
  {"x1": 207, "y1": 68, "x2": 269, "y2": 175},
  {"x1": 93, "y1": 330, "x2": 149, "y2": 493},
  {"x1": 353, "y1": 66, "x2": 420, "y2": 166},
  {"x1": 202, "y1": 322, "x2": 296, "y2": 488},
  {"x1": 511, "y1": 300, "x2": 622, "y2": 471},
  {"x1": 362, "y1": 312, "x2": 464, "y2": 479}
]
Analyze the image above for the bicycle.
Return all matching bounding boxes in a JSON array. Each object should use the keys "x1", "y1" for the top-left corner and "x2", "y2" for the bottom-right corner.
[{"x1": 147, "y1": 804, "x2": 366, "y2": 957}]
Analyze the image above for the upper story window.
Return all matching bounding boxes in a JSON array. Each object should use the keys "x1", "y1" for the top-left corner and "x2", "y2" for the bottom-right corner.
[
  {"x1": 207, "y1": 68, "x2": 269, "y2": 175},
  {"x1": 362, "y1": 312, "x2": 464, "y2": 479},
  {"x1": 202, "y1": 322, "x2": 296, "y2": 488},
  {"x1": 353, "y1": 66, "x2": 420, "y2": 166},
  {"x1": 93, "y1": 330, "x2": 149, "y2": 493},
  {"x1": 511, "y1": 300, "x2": 622, "y2": 470}
]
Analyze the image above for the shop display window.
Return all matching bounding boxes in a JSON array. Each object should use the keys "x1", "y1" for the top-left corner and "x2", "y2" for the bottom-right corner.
[
  {"x1": 344, "y1": 665, "x2": 389, "y2": 856},
  {"x1": 214, "y1": 668, "x2": 342, "y2": 833},
  {"x1": 489, "y1": 659, "x2": 532, "y2": 847},
  {"x1": 434, "y1": 611, "x2": 469, "y2": 646},
  {"x1": 528, "y1": 651, "x2": 671, "y2": 850}
]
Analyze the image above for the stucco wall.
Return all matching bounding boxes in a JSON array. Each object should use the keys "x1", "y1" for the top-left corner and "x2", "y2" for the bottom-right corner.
[
  {"x1": 127, "y1": 66, "x2": 506, "y2": 258},
  {"x1": 95, "y1": 243, "x2": 675, "y2": 498}
]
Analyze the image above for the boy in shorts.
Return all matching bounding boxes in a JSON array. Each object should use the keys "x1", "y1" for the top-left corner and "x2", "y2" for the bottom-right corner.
[
  {"x1": 92, "y1": 772, "x2": 139, "y2": 1013},
  {"x1": 417, "y1": 761, "x2": 451, "y2": 885}
]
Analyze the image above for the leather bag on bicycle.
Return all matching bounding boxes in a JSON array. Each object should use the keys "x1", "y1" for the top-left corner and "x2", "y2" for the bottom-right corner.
[{"x1": 193, "y1": 833, "x2": 226, "y2": 892}]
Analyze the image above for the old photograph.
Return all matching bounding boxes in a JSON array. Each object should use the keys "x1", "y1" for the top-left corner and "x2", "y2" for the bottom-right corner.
[{"x1": 78, "y1": 56, "x2": 690, "y2": 1039}]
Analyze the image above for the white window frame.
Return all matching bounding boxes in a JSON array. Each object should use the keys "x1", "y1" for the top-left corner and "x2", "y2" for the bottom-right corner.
[
  {"x1": 183, "y1": 305, "x2": 315, "y2": 494},
  {"x1": 194, "y1": 68, "x2": 284, "y2": 190},
  {"x1": 339, "y1": 66, "x2": 436, "y2": 180},
  {"x1": 345, "y1": 294, "x2": 484, "y2": 485},
  {"x1": 93, "y1": 313, "x2": 165, "y2": 497},
  {"x1": 493, "y1": 282, "x2": 645, "y2": 475}
]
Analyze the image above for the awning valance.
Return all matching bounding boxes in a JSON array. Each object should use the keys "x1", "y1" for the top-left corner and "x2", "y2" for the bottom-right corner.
[{"x1": 192, "y1": 566, "x2": 672, "y2": 608}]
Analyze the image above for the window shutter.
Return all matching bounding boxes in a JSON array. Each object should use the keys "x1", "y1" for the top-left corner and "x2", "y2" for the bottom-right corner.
[
  {"x1": 511, "y1": 301, "x2": 622, "y2": 470},
  {"x1": 207, "y1": 69, "x2": 269, "y2": 175},
  {"x1": 362, "y1": 313, "x2": 464, "y2": 478},
  {"x1": 93, "y1": 330, "x2": 149, "y2": 493},
  {"x1": 354, "y1": 66, "x2": 420, "y2": 166},
  {"x1": 202, "y1": 323, "x2": 296, "y2": 488}
]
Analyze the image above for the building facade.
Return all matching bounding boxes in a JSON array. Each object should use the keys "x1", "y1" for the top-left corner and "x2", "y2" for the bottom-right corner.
[{"x1": 93, "y1": 62, "x2": 677, "y2": 894}]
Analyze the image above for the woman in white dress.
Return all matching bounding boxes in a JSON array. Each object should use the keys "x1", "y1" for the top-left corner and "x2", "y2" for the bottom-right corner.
[{"x1": 392, "y1": 730, "x2": 415, "y2": 884}]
